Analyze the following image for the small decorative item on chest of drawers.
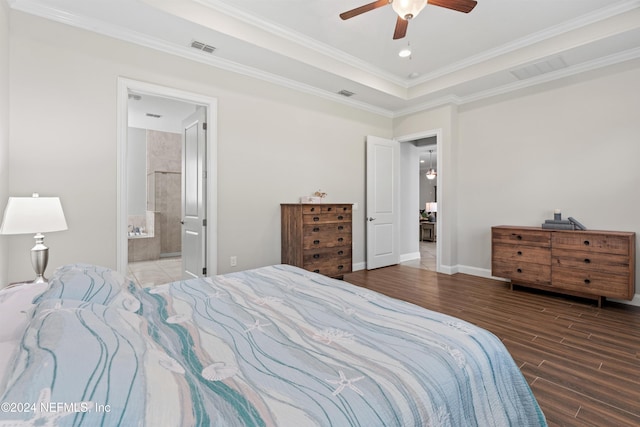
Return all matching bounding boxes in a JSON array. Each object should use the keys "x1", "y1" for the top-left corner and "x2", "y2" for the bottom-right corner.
[
  {"x1": 491, "y1": 225, "x2": 636, "y2": 307},
  {"x1": 281, "y1": 204, "x2": 353, "y2": 279}
]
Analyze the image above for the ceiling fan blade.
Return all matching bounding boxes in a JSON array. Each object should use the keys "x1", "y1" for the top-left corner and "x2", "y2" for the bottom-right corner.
[
  {"x1": 428, "y1": 0, "x2": 477, "y2": 13},
  {"x1": 340, "y1": 0, "x2": 390, "y2": 20},
  {"x1": 393, "y1": 16, "x2": 408, "y2": 40}
]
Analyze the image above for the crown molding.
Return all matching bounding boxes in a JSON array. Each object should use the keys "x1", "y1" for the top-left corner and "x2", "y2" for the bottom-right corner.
[
  {"x1": 9, "y1": 0, "x2": 395, "y2": 117},
  {"x1": 393, "y1": 46, "x2": 640, "y2": 118},
  {"x1": 408, "y1": 0, "x2": 640, "y2": 86},
  {"x1": 9, "y1": 0, "x2": 640, "y2": 119},
  {"x1": 195, "y1": 0, "x2": 408, "y2": 88}
]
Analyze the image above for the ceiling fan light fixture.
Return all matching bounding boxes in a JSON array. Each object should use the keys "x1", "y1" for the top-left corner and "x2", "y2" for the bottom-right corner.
[
  {"x1": 398, "y1": 48, "x2": 412, "y2": 58},
  {"x1": 391, "y1": 0, "x2": 427, "y2": 20}
]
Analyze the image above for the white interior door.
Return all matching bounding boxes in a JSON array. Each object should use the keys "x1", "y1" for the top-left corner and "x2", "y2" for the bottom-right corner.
[
  {"x1": 181, "y1": 107, "x2": 207, "y2": 279},
  {"x1": 366, "y1": 135, "x2": 399, "y2": 269}
]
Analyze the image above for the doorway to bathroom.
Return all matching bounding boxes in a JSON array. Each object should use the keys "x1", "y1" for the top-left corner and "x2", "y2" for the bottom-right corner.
[
  {"x1": 127, "y1": 93, "x2": 197, "y2": 286},
  {"x1": 117, "y1": 78, "x2": 218, "y2": 287}
]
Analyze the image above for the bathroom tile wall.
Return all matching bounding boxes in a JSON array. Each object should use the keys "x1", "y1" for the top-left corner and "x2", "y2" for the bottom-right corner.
[{"x1": 147, "y1": 130, "x2": 182, "y2": 257}]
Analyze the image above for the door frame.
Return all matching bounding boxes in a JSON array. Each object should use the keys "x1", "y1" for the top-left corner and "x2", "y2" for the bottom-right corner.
[
  {"x1": 396, "y1": 129, "x2": 442, "y2": 273},
  {"x1": 116, "y1": 77, "x2": 218, "y2": 276}
]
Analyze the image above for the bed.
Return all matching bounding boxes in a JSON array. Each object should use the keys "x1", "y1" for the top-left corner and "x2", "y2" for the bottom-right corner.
[{"x1": 0, "y1": 263, "x2": 546, "y2": 426}]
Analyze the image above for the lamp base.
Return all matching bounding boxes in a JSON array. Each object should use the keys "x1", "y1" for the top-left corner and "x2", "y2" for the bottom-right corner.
[{"x1": 31, "y1": 233, "x2": 49, "y2": 283}]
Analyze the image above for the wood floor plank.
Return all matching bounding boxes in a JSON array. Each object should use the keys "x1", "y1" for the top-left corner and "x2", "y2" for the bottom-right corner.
[{"x1": 344, "y1": 265, "x2": 640, "y2": 427}]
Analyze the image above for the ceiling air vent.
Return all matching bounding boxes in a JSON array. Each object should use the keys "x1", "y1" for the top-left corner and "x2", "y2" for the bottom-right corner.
[
  {"x1": 146, "y1": 113, "x2": 162, "y2": 118},
  {"x1": 191, "y1": 40, "x2": 216, "y2": 54},
  {"x1": 511, "y1": 56, "x2": 567, "y2": 80},
  {"x1": 337, "y1": 89, "x2": 355, "y2": 97}
]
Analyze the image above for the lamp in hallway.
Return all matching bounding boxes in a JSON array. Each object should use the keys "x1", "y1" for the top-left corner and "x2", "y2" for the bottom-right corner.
[
  {"x1": 425, "y1": 202, "x2": 437, "y2": 222},
  {"x1": 0, "y1": 193, "x2": 68, "y2": 283}
]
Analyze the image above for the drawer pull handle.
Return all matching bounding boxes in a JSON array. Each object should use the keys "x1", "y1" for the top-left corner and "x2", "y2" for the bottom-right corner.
[
  {"x1": 517, "y1": 251, "x2": 522, "y2": 256},
  {"x1": 310, "y1": 207, "x2": 316, "y2": 212},
  {"x1": 313, "y1": 240, "x2": 320, "y2": 245},
  {"x1": 338, "y1": 225, "x2": 344, "y2": 230},
  {"x1": 337, "y1": 215, "x2": 344, "y2": 220},
  {"x1": 338, "y1": 237, "x2": 344, "y2": 242},
  {"x1": 584, "y1": 258, "x2": 591, "y2": 264},
  {"x1": 583, "y1": 240, "x2": 590, "y2": 246},
  {"x1": 337, "y1": 265, "x2": 344, "y2": 270},
  {"x1": 313, "y1": 227, "x2": 320, "y2": 232},
  {"x1": 516, "y1": 235, "x2": 522, "y2": 240},
  {"x1": 584, "y1": 279, "x2": 591, "y2": 284},
  {"x1": 313, "y1": 254, "x2": 320, "y2": 259},
  {"x1": 313, "y1": 269, "x2": 320, "y2": 273},
  {"x1": 516, "y1": 268, "x2": 522, "y2": 273},
  {"x1": 313, "y1": 217, "x2": 320, "y2": 222},
  {"x1": 337, "y1": 250, "x2": 344, "y2": 255},
  {"x1": 327, "y1": 207, "x2": 333, "y2": 211}
]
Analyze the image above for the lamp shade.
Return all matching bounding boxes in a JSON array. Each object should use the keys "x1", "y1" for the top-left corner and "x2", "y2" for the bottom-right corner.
[
  {"x1": 0, "y1": 194, "x2": 68, "y2": 235},
  {"x1": 392, "y1": 0, "x2": 427, "y2": 20},
  {"x1": 425, "y1": 202, "x2": 437, "y2": 213}
]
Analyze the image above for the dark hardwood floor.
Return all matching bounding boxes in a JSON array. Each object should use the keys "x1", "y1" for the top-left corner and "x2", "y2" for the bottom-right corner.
[{"x1": 343, "y1": 265, "x2": 640, "y2": 427}]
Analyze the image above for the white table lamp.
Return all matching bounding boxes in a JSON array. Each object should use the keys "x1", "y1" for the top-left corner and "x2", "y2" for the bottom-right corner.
[
  {"x1": 0, "y1": 193, "x2": 68, "y2": 283},
  {"x1": 425, "y1": 202, "x2": 437, "y2": 213}
]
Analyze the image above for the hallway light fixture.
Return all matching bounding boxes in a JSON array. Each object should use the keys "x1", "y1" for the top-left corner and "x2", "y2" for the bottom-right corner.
[{"x1": 425, "y1": 149, "x2": 437, "y2": 180}]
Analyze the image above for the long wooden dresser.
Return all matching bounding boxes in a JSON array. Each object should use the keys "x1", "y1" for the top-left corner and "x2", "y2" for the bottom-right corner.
[
  {"x1": 281, "y1": 203, "x2": 352, "y2": 279},
  {"x1": 491, "y1": 225, "x2": 635, "y2": 307}
]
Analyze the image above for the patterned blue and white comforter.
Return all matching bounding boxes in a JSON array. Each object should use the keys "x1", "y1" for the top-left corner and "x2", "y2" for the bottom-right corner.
[{"x1": 0, "y1": 264, "x2": 546, "y2": 426}]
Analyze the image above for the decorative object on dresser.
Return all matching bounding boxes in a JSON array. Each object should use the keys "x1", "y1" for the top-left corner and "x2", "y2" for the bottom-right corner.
[
  {"x1": 541, "y1": 209, "x2": 587, "y2": 230},
  {"x1": 281, "y1": 203, "x2": 352, "y2": 279},
  {"x1": 492, "y1": 225, "x2": 635, "y2": 307}
]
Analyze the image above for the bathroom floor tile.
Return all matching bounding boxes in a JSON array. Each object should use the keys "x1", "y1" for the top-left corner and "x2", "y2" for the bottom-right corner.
[{"x1": 128, "y1": 257, "x2": 182, "y2": 288}]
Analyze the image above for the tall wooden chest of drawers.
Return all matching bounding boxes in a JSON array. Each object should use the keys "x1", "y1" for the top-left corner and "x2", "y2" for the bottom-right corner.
[
  {"x1": 281, "y1": 204, "x2": 353, "y2": 278},
  {"x1": 492, "y1": 225, "x2": 635, "y2": 307}
]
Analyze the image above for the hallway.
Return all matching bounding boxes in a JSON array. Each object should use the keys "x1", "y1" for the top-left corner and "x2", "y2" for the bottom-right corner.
[{"x1": 401, "y1": 241, "x2": 436, "y2": 271}]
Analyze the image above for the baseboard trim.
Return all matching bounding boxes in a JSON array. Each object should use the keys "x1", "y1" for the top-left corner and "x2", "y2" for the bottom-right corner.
[
  {"x1": 352, "y1": 261, "x2": 366, "y2": 272},
  {"x1": 399, "y1": 252, "x2": 421, "y2": 263}
]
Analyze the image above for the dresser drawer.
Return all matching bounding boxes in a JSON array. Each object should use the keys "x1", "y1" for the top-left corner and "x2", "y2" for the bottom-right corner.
[
  {"x1": 303, "y1": 223, "x2": 351, "y2": 249},
  {"x1": 552, "y1": 233, "x2": 630, "y2": 255},
  {"x1": 552, "y1": 249, "x2": 631, "y2": 275},
  {"x1": 303, "y1": 212, "x2": 352, "y2": 224},
  {"x1": 492, "y1": 260, "x2": 551, "y2": 285},
  {"x1": 306, "y1": 263, "x2": 352, "y2": 277},
  {"x1": 302, "y1": 204, "x2": 352, "y2": 215},
  {"x1": 492, "y1": 228, "x2": 550, "y2": 247},
  {"x1": 493, "y1": 243, "x2": 550, "y2": 265},
  {"x1": 552, "y1": 267, "x2": 630, "y2": 298},
  {"x1": 304, "y1": 247, "x2": 352, "y2": 275}
]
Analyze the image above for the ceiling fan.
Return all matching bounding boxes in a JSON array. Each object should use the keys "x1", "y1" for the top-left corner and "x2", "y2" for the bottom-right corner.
[{"x1": 340, "y1": 0, "x2": 477, "y2": 40}]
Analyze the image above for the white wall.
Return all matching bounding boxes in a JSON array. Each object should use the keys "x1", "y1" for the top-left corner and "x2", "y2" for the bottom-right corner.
[
  {"x1": 127, "y1": 128, "x2": 146, "y2": 216},
  {"x1": 0, "y1": 0, "x2": 9, "y2": 286},
  {"x1": 399, "y1": 142, "x2": 419, "y2": 260},
  {"x1": 6, "y1": 11, "x2": 391, "y2": 282},
  {"x1": 456, "y1": 62, "x2": 640, "y2": 294},
  {"x1": 420, "y1": 176, "x2": 436, "y2": 210},
  {"x1": 394, "y1": 61, "x2": 640, "y2": 302}
]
